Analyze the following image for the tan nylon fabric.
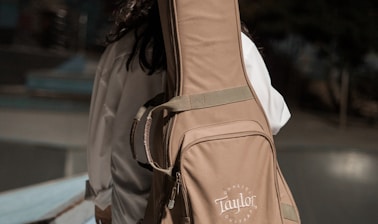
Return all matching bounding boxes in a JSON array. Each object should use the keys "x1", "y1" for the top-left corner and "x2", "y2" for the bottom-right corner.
[
  {"x1": 141, "y1": 0, "x2": 301, "y2": 223},
  {"x1": 140, "y1": 86, "x2": 253, "y2": 176}
]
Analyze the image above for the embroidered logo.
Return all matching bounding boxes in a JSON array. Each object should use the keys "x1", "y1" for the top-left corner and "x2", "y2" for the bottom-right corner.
[{"x1": 214, "y1": 184, "x2": 257, "y2": 223}]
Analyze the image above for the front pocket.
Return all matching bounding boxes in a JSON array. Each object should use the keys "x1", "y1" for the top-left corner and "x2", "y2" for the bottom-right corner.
[{"x1": 177, "y1": 121, "x2": 285, "y2": 224}]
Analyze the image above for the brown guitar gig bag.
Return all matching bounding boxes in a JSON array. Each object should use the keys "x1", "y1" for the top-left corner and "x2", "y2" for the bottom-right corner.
[{"x1": 132, "y1": 0, "x2": 301, "y2": 223}]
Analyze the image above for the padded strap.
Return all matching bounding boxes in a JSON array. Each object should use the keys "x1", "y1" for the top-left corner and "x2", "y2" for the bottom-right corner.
[
  {"x1": 144, "y1": 86, "x2": 253, "y2": 176},
  {"x1": 130, "y1": 93, "x2": 165, "y2": 161}
]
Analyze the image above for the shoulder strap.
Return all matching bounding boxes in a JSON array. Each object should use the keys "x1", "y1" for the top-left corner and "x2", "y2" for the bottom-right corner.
[{"x1": 143, "y1": 85, "x2": 253, "y2": 176}]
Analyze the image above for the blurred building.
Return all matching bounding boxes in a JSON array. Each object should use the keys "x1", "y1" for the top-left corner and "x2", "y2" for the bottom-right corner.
[{"x1": 0, "y1": 0, "x2": 112, "y2": 51}]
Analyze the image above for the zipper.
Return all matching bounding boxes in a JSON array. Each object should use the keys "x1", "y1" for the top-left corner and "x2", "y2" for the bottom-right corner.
[
  {"x1": 168, "y1": 172, "x2": 181, "y2": 209},
  {"x1": 168, "y1": 172, "x2": 191, "y2": 218},
  {"x1": 163, "y1": 0, "x2": 180, "y2": 169},
  {"x1": 170, "y1": 0, "x2": 181, "y2": 95},
  {"x1": 182, "y1": 131, "x2": 273, "y2": 155}
]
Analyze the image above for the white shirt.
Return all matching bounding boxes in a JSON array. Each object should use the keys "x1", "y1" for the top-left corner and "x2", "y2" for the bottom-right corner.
[{"x1": 241, "y1": 33, "x2": 290, "y2": 134}]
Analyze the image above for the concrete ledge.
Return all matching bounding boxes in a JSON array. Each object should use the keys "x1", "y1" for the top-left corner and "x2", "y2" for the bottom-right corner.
[{"x1": 0, "y1": 174, "x2": 93, "y2": 224}]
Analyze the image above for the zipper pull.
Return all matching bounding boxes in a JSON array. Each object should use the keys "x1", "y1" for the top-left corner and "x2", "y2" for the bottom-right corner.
[{"x1": 168, "y1": 172, "x2": 181, "y2": 209}]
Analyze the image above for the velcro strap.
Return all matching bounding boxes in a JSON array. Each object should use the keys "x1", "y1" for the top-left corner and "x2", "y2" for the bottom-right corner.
[
  {"x1": 159, "y1": 85, "x2": 253, "y2": 113},
  {"x1": 281, "y1": 203, "x2": 299, "y2": 222}
]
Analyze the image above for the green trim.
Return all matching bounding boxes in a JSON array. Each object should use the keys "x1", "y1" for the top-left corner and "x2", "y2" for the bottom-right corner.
[{"x1": 282, "y1": 203, "x2": 299, "y2": 222}]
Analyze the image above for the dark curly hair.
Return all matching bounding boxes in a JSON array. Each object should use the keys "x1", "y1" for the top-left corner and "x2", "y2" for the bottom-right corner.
[
  {"x1": 107, "y1": 0, "x2": 252, "y2": 76},
  {"x1": 107, "y1": 0, "x2": 166, "y2": 75}
]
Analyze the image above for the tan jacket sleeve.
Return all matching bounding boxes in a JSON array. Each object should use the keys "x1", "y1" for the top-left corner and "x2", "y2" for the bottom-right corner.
[{"x1": 85, "y1": 45, "x2": 125, "y2": 209}]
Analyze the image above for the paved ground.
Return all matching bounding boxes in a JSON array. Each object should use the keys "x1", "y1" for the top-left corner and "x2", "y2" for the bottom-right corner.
[
  {"x1": 275, "y1": 108, "x2": 378, "y2": 224},
  {"x1": 275, "y1": 108, "x2": 378, "y2": 151}
]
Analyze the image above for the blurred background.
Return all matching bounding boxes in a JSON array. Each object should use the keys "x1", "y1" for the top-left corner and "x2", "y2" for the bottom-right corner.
[{"x1": 0, "y1": 0, "x2": 377, "y2": 223}]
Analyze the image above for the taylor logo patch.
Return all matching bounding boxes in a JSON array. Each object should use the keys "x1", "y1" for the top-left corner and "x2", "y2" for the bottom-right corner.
[{"x1": 214, "y1": 184, "x2": 257, "y2": 223}]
